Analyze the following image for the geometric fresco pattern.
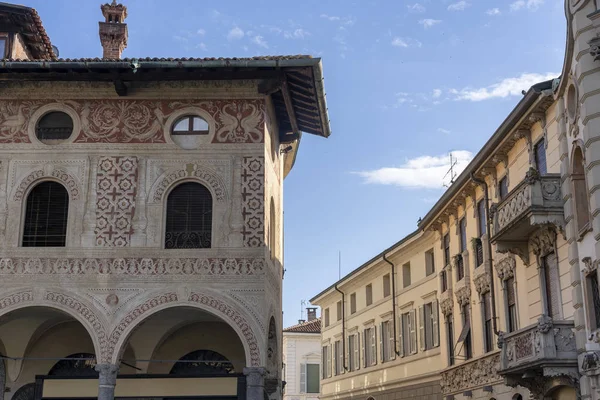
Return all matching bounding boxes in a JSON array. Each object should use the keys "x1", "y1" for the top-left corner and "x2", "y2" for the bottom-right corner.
[
  {"x1": 95, "y1": 156, "x2": 138, "y2": 247},
  {"x1": 241, "y1": 156, "x2": 264, "y2": 247}
]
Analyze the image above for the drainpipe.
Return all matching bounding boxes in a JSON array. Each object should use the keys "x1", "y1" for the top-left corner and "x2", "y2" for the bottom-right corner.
[
  {"x1": 382, "y1": 253, "x2": 399, "y2": 356},
  {"x1": 334, "y1": 285, "x2": 347, "y2": 371},
  {"x1": 470, "y1": 173, "x2": 500, "y2": 337}
]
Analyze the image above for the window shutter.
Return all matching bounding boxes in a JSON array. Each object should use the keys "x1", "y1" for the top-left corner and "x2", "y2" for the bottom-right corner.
[
  {"x1": 419, "y1": 306, "x2": 426, "y2": 351},
  {"x1": 327, "y1": 345, "x2": 332, "y2": 378},
  {"x1": 322, "y1": 347, "x2": 327, "y2": 379},
  {"x1": 300, "y1": 363, "x2": 307, "y2": 393},
  {"x1": 432, "y1": 300, "x2": 440, "y2": 347},
  {"x1": 410, "y1": 310, "x2": 417, "y2": 354},
  {"x1": 363, "y1": 330, "x2": 367, "y2": 368},
  {"x1": 398, "y1": 316, "x2": 404, "y2": 357},
  {"x1": 355, "y1": 333, "x2": 360, "y2": 370},
  {"x1": 380, "y1": 322, "x2": 385, "y2": 363},
  {"x1": 389, "y1": 322, "x2": 396, "y2": 360},
  {"x1": 372, "y1": 326, "x2": 377, "y2": 365}
]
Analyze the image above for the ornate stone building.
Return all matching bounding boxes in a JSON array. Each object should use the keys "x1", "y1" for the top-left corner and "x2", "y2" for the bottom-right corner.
[
  {"x1": 312, "y1": 1, "x2": 600, "y2": 400},
  {"x1": 0, "y1": 2, "x2": 331, "y2": 400}
]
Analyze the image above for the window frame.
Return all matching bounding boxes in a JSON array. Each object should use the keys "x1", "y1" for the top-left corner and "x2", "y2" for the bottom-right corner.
[
  {"x1": 425, "y1": 249, "x2": 435, "y2": 276},
  {"x1": 350, "y1": 293, "x2": 357, "y2": 314},
  {"x1": 365, "y1": 284, "x2": 373, "y2": 306},
  {"x1": 22, "y1": 181, "x2": 70, "y2": 248},
  {"x1": 383, "y1": 273, "x2": 391, "y2": 297},
  {"x1": 336, "y1": 301, "x2": 342, "y2": 322},
  {"x1": 171, "y1": 115, "x2": 210, "y2": 136},
  {"x1": 534, "y1": 138, "x2": 547, "y2": 175},
  {"x1": 499, "y1": 176, "x2": 509, "y2": 201},
  {"x1": 402, "y1": 262, "x2": 411, "y2": 288}
]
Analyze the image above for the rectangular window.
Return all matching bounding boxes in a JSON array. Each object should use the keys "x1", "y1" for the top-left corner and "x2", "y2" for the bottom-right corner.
[
  {"x1": 420, "y1": 301, "x2": 440, "y2": 351},
  {"x1": 459, "y1": 218, "x2": 467, "y2": 253},
  {"x1": 441, "y1": 270, "x2": 448, "y2": 292},
  {"x1": 462, "y1": 305, "x2": 472, "y2": 360},
  {"x1": 483, "y1": 292, "x2": 493, "y2": 353},
  {"x1": 506, "y1": 277, "x2": 518, "y2": 332},
  {"x1": 443, "y1": 234, "x2": 451, "y2": 267},
  {"x1": 425, "y1": 249, "x2": 435, "y2": 276},
  {"x1": 475, "y1": 239, "x2": 484, "y2": 268},
  {"x1": 363, "y1": 327, "x2": 377, "y2": 366},
  {"x1": 383, "y1": 273, "x2": 391, "y2": 297},
  {"x1": 499, "y1": 176, "x2": 509, "y2": 200},
  {"x1": 403, "y1": 262, "x2": 411, "y2": 288},
  {"x1": 350, "y1": 293, "x2": 357, "y2": 315},
  {"x1": 447, "y1": 314, "x2": 454, "y2": 366},
  {"x1": 0, "y1": 38, "x2": 6, "y2": 59},
  {"x1": 477, "y1": 200, "x2": 486, "y2": 237},
  {"x1": 336, "y1": 301, "x2": 342, "y2": 322},
  {"x1": 306, "y1": 364, "x2": 319, "y2": 393},
  {"x1": 588, "y1": 273, "x2": 600, "y2": 330},
  {"x1": 321, "y1": 345, "x2": 331, "y2": 379},
  {"x1": 348, "y1": 333, "x2": 360, "y2": 371},
  {"x1": 334, "y1": 340, "x2": 342, "y2": 375},
  {"x1": 535, "y1": 139, "x2": 547, "y2": 175},
  {"x1": 381, "y1": 320, "x2": 394, "y2": 362},
  {"x1": 324, "y1": 308, "x2": 330, "y2": 327},
  {"x1": 456, "y1": 255, "x2": 464, "y2": 281},
  {"x1": 366, "y1": 284, "x2": 373, "y2": 306},
  {"x1": 401, "y1": 312, "x2": 410, "y2": 356}
]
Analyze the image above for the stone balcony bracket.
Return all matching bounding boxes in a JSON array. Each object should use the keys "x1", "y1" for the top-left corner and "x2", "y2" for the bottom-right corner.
[
  {"x1": 454, "y1": 276, "x2": 471, "y2": 307},
  {"x1": 491, "y1": 172, "x2": 564, "y2": 265},
  {"x1": 473, "y1": 264, "x2": 491, "y2": 295},
  {"x1": 440, "y1": 288, "x2": 454, "y2": 316},
  {"x1": 498, "y1": 316, "x2": 578, "y2": 397}
]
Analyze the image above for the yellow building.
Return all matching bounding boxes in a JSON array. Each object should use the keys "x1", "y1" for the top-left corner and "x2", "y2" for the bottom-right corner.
[{"x1": 312, "y1": 1, "x2": 600, "y2": 399}]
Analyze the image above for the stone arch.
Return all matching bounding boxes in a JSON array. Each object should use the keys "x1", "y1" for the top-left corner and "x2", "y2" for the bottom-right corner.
[
  {"x1": 0, "y1": 290, "x2": 105, "y2": 368},
  {"x1": 12, "y1": 168, "x2": 81, "y2": 201},
  {"x1": 109, "y1": 291, "x2": 261, "y2": 367},
  {"x1": 149, "y1": 165, "x2": 228, "y2": 204}
]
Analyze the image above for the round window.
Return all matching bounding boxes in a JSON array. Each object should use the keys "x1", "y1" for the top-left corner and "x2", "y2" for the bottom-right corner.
[
  {"x1": 35, "y1": 111, "x2": 74, "y2": 144},
  {"x1": 171, "y1": 115, "x2": 210, "y2": 149},
  {"x1": 566, "y1": 84, "x2": 577, "y2": 120}
]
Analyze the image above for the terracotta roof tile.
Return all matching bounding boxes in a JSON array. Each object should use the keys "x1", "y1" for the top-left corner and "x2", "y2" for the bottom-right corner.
[
  {"x1": 283, "y1": 319, "x2": 321, "y2": 333},
  {"x1": 2, "y1": 55, "x2": 313, "y2": 62}
]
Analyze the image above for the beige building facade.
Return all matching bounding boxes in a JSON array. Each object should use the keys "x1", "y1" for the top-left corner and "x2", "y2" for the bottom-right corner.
[
  {"x1": 312, "y1": 1, "x2": 600, "y2": 399},
  {"x1": 0, "y1": 2, "x2": 331, "y2": 400}
]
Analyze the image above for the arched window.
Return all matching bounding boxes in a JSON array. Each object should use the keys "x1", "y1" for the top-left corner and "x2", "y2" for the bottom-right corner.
[
  {"x1": 48, "y1": 353, "x2": 97, "y2": 377},
  {"x1": 36, "y1": 111, "x2": 74, "y2": 144},
  {"x1": 165, "y1": 182, "x2": 212, "y2": 249},
  {"x1": 171, "y1": 115, "x2": 210, "y2": 149},
  {"x1": 22, "y1": 181, "x2": 69, "y2": 247},
  {"x1": 572, "y1": 146, "x2": 590, "y2": 234},
  {"x1": 169, "y1": 350, "x2": 234, "y2": 375}
]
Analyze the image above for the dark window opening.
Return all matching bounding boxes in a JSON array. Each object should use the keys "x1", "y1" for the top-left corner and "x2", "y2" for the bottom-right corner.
[
  {"x1": 172, "y1": 116, "x2": 210, "y2": 135},
  {"x1": 461, "y1": 305, "x2": 472, "y2": 360},
  {"x1": 165, "y1": 182, "x2": 212, "y2": 249},
  {"x1": 48, "y1": 353, "x2": 97, "y2": 377},
  {"x1": 23, "y1": 182, "x2": 69, "y2": 247},
  {"x1": 441, "y1": 270, "x2": 448, "y2": 293},
  {"x1": 459, "y1": 219, "x2": 467, "y2": 253},
  {"x1": 477, "y1": 200, "x2": 486, "y2": 237},
  {"x1": 506, "y1": 277, "x2": 517, "y2": 332},
  {"x1": 36, "y1": 111, "x2": 74, "y2": 143},
  {"x1": 499, "y1": 176, "x2": 509, "y2": 200},
  {"x1": 0, "y1": 38, "x2": 6, "y2": 58},
  {"x1": 483, "y1": 293, "x2": 493, "y2": 352},
  {"x1": 589, "y1": 273, "x2": 600, "y2": 330},
  {"x1": 447, "y1": 314, "x2": 454, "y2": 366},
  {"x1": 443, "y1": 234, "x2": 450, "y2": 266},
  {"x1": 535, "y1": 139, "x2": 547, "y2": 175},
  {"x1": 456, "y1": 255, "x2": 465, "y2": 281},
  {"x1": 170, "y1": 350, "x2": 234, "y2": 375}
]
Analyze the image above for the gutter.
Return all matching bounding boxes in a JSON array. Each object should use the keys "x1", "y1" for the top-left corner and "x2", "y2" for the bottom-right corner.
[
  {"x1": 334, "y1": 284, "x2": 347, "y2": 371},
  {"x1": 418, "y1": 79, "x2": 554, "y2": 230},
  {"x1": 382, "y1": 253, "x2": 400, "y2": 357}
]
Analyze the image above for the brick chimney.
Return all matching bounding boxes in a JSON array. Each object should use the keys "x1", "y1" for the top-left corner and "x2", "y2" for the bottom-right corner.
[
  {"x1": 306, "y1": 307, "x2": 317, "y2": 321},
  {"x1": 99, "y1": 0, "x2": 128, "y2": 59}
]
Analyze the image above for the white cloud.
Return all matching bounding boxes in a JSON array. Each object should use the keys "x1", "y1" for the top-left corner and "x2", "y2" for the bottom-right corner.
[
  {"x1": 437, "y1": 128, "x2": 451, "y2": 134},
  {"x1": 355, "y1": 151, "x2": 473, "y2": 189},
  {"x1": 197, "y1": 29, "x2": 206, "y2": 35},
  {"x1": 173, "y1": 35, "x2": 188, "y2": 43},
  {"x1": 486, "y1": 8, "x2": 501, "y2": 15},
  {"x1": 432, "y1": 88, "x2": 442, "y2": 98},
  {"x1": 419, "y1": 19, "x2": 442, "y2": 28},
  {"x1": 320, "y1": 14, "x2": 355, "y2": 25},
  {"x1": 448, "y1": 1, "x2": 470, "y2": 11},
  {"x1": 452, "y1": 72, "x2": 558, "y2": 101},
  {"x1": 252, "y1": 35, "x2": 269, "y2": 48},
  {"x1": 197, "y1": 42, "x2": 207, "y2": 50},
  {"x1": 320, "y1": 13, "x2": 340, "y2": 21},
  {"x1": 284, "y1": 28, "x2": 310, "y2": 39},
  {"x1": 511, "y1": 0, "x2": 543, "y2": 11},
  {"x1": 407, "y1": 3, "x2": 426, "y2": 13},
  {"x1": 391, "y1": 37, "x2": 422, "y2": 48},
  {"x1": 227, "y1": 26, "x2": 244, "y2": 40}
]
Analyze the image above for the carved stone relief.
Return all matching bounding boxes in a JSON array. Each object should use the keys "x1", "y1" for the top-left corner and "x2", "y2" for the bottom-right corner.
[
  {"x1": 440, "y1": 354, "x2": 502, "y2": 394},
  {"x1": 242, "y1": 157, "x2": 265, "y2": 247},
  {"x1": 495, "y1": 254, "x2": 516, "y2": 280},
  {"x1": 529, "y1": 226, "x2": 557, "y2": 258}
]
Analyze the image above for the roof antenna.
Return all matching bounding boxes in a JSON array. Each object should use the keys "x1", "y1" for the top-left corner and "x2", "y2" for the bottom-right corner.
[
  {"x1": 443, "y1": 152, "x2": 458, "y2": 188},
  {"x1": 300, "y1": 300, "x2": 307, "y2": 320}
]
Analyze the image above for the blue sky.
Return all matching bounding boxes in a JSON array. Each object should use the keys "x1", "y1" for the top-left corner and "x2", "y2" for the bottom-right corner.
[{"x1": 28, "y1": 0, "x2": 566, "y2": 327}]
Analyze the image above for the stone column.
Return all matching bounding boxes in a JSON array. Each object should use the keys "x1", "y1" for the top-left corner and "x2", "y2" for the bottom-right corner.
[
  {"x1": 244, "y1": 367, "x2": 266, "y2": 400},
  {"x1": 96, "y1": 364, "x2": 119, "y2": 400}
]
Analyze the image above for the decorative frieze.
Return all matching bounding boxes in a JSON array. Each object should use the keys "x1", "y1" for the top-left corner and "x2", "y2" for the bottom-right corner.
[
  {"x1": 440, "y1": 353, "x2": 502, "y2": 395},
  {"x1": 242, "y1": 157, "x2": 265, "y2": 247},
  {"x1": 0, "y1": 257, "x2": 266, "y2": 276},
  {"x1": 495, "y1": 254, "x2": 516, "y2": 281}
]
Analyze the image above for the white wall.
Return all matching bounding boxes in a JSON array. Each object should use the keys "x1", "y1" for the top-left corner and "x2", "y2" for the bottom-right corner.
[{"x1": 283, "y1": 332, "x2": 321, "y2": 400}]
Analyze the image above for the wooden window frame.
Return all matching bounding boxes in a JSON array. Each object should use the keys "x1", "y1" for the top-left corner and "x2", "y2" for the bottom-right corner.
[{"x1": 171, "y1": 115, "x2": 210, "y2": 136}]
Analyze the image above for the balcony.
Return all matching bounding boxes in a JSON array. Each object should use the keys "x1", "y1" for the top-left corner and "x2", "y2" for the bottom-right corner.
[
  {"x1": 498, "y1": 317, "x2": 578, "y2": 395},
  {"x1": 491, "y1": 170, "x2": 564, "y2": 261},
  {"x1": 440, "y1": 352, "x2": 502, "y2": 396}
]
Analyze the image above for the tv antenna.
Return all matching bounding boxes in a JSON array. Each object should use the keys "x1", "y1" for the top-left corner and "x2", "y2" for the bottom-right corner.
[
  {"x1": 443, "y1": 152, "x2": 458, "y2": 188},
  {"x1": 300, "y1": 300, "x2": 307, "y2": 320}
]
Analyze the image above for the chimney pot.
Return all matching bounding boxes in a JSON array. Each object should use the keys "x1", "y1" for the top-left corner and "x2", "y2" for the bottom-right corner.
[
  {"x1": 99, "y1": 1, "x2": 128, "y2": 59},
  {"x1": 298, "y1": 319, "x2": 305, "y2": 324},
  {"x1": 307, "y1": 307, "x2": 317, "y2": 321}
]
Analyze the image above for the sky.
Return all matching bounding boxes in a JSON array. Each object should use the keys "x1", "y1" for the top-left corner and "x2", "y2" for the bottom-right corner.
[{"x1": 26, "y1": 0, "x2": 566, "y2": 328}]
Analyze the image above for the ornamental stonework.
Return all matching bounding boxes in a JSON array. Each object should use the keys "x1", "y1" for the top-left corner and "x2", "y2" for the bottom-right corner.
[
  {"x1": 440, "y1": 353, "x2": 502, "y2": 394},
  {"x1": 495, "y1": 254, "x2": 516, "y2": 280},
  {"x1": 13, "y1": 168, "x2": 81, "y2": 201},
  {"x1": 0, "y1": 99, "x2": 265, "y2": 144},
  {"x1": 0, "y1": 257, "x2": 266, "y2": 276},
  {"x1": 95, "y1": 156, "x2": 138, "y2": 247},
  {"x1": 242, "y1": 157, "x2": 265, "y2": 247}
]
